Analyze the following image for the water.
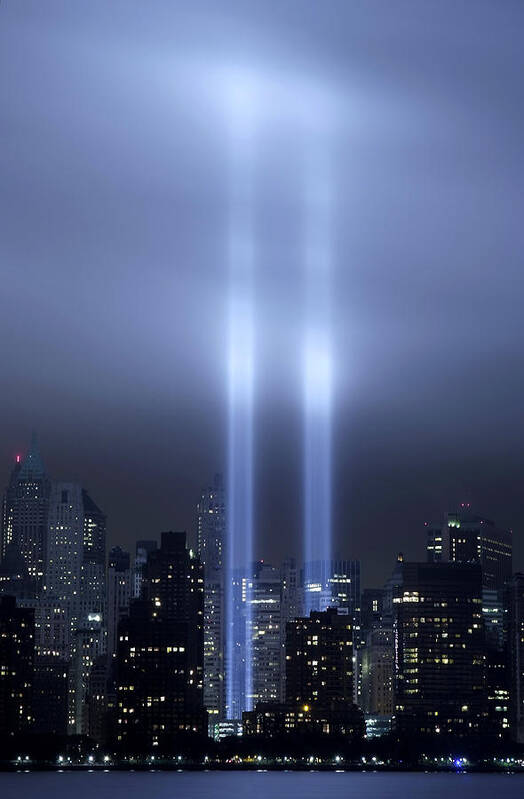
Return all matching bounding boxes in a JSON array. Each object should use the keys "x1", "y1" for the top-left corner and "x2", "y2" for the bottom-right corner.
[{"x1": 0, "y1": 772, "x2": 523, "y2": 799}]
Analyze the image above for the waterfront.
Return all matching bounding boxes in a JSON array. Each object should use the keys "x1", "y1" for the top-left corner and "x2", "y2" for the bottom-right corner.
[{"x1": 1, "y1": 771, "x2": 523, "y2": 799}]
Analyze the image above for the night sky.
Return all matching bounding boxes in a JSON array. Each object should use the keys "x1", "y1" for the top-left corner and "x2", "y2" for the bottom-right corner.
[{"x1": 2, "y1": 1, "x2": 524, "y2": 587}]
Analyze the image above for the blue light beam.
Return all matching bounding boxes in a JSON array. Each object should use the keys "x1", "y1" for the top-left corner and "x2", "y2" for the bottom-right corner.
[
  {"x1": 225, "y1": 80, "x2": 256, "y2": 719},
  {"x1": 303, "y1": 144, "x2": 333, "y2": 617}
]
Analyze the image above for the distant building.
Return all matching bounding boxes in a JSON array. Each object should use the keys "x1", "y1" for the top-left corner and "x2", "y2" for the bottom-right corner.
[
  {"x1": 360, "y1": 588, "x2": 386, "y2": 637},
  {"x1": 114, "y1": 532, "x2": 206, "y2": 750},
  {"x1": 360, "y1": 626, "x2": 394, "y2": 717},
  {"x1": 225, "y1": 568, "x2": 248, "y2": 720},
  {"x1": 85, "y1": 654, "x2": 112, "y2": 746},
  {"x1": 249, "y1": 562, "x2": 282, "y2": 705},
  {"x1": 1, "y1": 435, "x2": 51, "y2": 582},
  {"x1": 243, "y1": 700, "x2": 364, "y2": 741},
  {"x1": 506, "y1": 573, "x2": 524, "y2": 743},
  {"x1": 0, "y1": 595, "x2": 34, "y2": 737},
  {"x1": 301, "y1": 559, "x2": 360, "y2": 623},
  {"x1": 426, "y1": 509, "x2": 512, "y2": 590},
  {"x1": 68, "y1": 612, "x2": 106, "y2": 735},
  {"x1": 132, "y1": 539, "x2": 157, "y2": 599},
  {"x1": 212, "y1": 719, "x2": 243, "y2": 741},
  {"x1": 393, "y1": 561, "x2": 487, "y2": 738},
  {"x1": 107, "y1": 546, "x2": 132, "y2": 657},
  {"x1": 244, "y1": 606, "x2": 362, "y2": 739},
  {"x1": 45, "y1": 482, "x2": 106, "y2": 658},
  {"x1": 280, "y1": 557, "x2": 299, "y2": 699},
  {"x1": 197, "y1": 475, "x2": 225, "y2": 723},
  {"x1": 32, "y1": 655, "x2": 69, "y2": 736}
]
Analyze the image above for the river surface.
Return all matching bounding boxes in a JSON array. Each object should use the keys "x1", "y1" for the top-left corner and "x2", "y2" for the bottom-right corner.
[{"x1": 0, "y1": 771, "x2": 523, "y2": 798}]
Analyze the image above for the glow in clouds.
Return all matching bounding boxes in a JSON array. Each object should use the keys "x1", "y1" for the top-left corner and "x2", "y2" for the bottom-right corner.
[{"x1": 220, "y1": 62, "x2": 338, "y2": 715}]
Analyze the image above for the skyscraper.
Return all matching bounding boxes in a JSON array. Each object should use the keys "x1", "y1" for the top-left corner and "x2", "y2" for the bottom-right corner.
[
  {"x1": 0, "y1": 595, "x2": 35, "y2": 737},
  {"x1": 114, "y1": 532, "x2": 206, "y2": 750},
  {"x1": 249, "y1": 562, "x2": 282, "y2": 705},
  {"x1": 45, "y1": 482, "x2": 106, "y2": 658},
  {"x1": 360, "y1": 626, "x2": 394, "y2": 717},
  {"x1": 1, "y1": 434, "x2": 50, "y2": 582},
  {"x1": 393, "y1": 561, "x2": 487, "y2": 738},
  {"x1": 506, "y1": 573, "x2": 524, "y2": 743},
  {"x1": 197, "y1": 475, "x2": 225, "y2": 723},
  {"x1": 107, "y1": 546, "x2": 132, "y2": 658},
  {"x1": 132, "y1": 539, "x2": 157, "y2": 599},
  {"x1": 69, "y1": 612, "x2": 105, "y2": 734},
  {"x1": 426, "y1": 509, "x2": 512, "y2": 590}
]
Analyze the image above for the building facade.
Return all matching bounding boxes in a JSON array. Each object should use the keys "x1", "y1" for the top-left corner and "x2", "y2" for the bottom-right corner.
[
  {"x1": 114, "y1": 532, "x2": 206, "y2": 750},
  {"x1": 197, "y1": 475, "x2": 225, "y2": 723},
  {"x1": 393, "y1": 561, "x2": 487, "y2": 738},
  {"x1": 0, "y1": 595, "x2": 34, "y2": 737}
]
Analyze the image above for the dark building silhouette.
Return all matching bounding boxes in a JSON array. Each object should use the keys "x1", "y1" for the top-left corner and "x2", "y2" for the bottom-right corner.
[
  {"x1": 32, "y1": 654, "x2": 69, "y2": 735},
  {"x1": 107, "y1": 546, "x2": 132, "y2": 657},
  {"x1": 1, "y1": 435, "x2": 50, "y2": 582},
  {"x1": 244, "y1": 608, "x2": 363, "y2": 739},
  {"x1": 0, "y1": 542, "x2": 38, "y2": 599},
  {"x1": 0, "y1": 595, "x2": 35, "y2": 738},
  {"x1": 425, "y1": 509, "x2": 512, "y2": 740},
  {"x1": 114, "y1": 532, "x2": 206, "y2": 750},
  {"x1": 133, "y1": 539, "x2": 158, "y2": 599},
  {"x1": 506, "y1": 573, "x2": 524, "y2": 743},
  {"x1": 243, "y1": 699, "x2": 364, "y2": 741},
  {"x1": 85, "y1": 654, "x2": 112, "y2": 745},
  {"x1": 360, "y1": 588, "x2": 386, "y2": 638},
  {"x1": 285, "y1": 608, "x2": 354, "y2": 706},
  {"x1": 393, "y1": 561, "x2": 487, "y2": 738}
]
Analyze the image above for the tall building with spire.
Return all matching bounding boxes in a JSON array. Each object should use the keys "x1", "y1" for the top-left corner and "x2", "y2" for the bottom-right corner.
[{"x1": 1, "y1": 433, "x2": 51, "y2": 582}]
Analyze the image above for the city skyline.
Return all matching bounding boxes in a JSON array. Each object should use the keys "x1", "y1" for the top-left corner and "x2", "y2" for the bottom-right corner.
[
  {"x1": 2, "y1": 433, "x2": 522, "y2": 589},
  {"x1": 2, "y1": 0, "x2": 524, "y2": 783}
]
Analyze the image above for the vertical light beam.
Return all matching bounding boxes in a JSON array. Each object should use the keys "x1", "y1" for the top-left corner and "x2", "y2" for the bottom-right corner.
[
  {"x1": 225, "y1": 77, "x2": 256, "y2": 719},
  {"x1": 303, "y1": 143, "x2": 333, "y2": 616}
]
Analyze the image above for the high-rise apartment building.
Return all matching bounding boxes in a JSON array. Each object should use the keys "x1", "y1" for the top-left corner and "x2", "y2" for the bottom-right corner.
[
  {"x1": 285, "y1": 607, "x2": 354, "y2": 706},
  {"x1": 114, "y1": 532, "x2": 206, "y2": 750},
  {"x1": 0, "y1": 595, "x2": 35, "y2": 737},
  {"x1": 393, "y1": 561, "x2": 487, "y2": 738}
]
